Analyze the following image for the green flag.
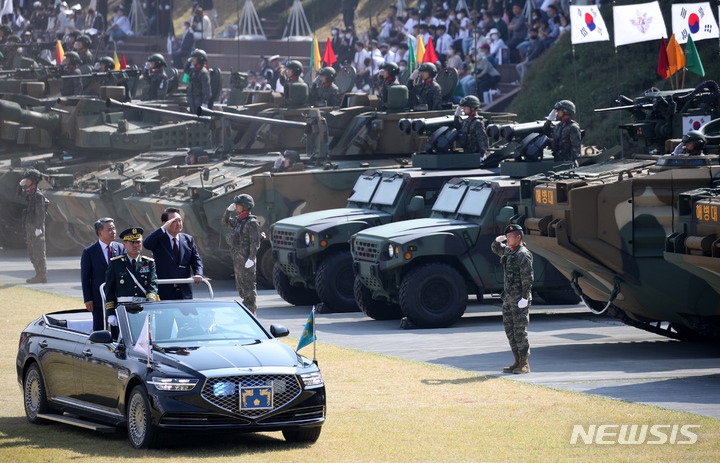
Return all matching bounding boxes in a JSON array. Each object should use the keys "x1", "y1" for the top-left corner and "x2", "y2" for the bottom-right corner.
[
  {"x1": 684, "y1": 35, "x2": 705, "y2": 77},
  {"x1": 408, "y1": 36, "x2": 416, "y2": 72}
]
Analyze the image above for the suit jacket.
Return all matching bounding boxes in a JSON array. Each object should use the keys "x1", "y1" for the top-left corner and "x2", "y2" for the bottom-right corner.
[
  {"x1": 180, "y1": 29, "x2": 195, "y2": 55},
  {"x1": 143, "y1": 228, "x2": 203, "y2": 300},
  {"x1": 81, "y1": 240, "x2": 126, "y2": 330}
]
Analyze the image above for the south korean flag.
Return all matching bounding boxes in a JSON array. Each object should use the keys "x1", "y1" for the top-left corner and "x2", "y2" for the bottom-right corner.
[
  {"x1": 682, "y1": 115, "x2": 712, "y2": 134},
  {"x1": 570, "y1": 5, "x2": 610, "y2": 44},
  {"x1": 672, "y1": 3, "x2": 719, "y2": 43}
]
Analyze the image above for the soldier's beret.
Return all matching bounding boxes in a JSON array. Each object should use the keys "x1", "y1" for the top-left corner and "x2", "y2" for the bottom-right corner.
[{"x1": 504, "y1": 224, "x2": 523, "y2": 234}]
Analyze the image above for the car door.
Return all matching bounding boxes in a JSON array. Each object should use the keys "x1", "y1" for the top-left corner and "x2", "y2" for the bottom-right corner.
[
  {"x1": 37, "y1": 324, "x2": 85, "y2": 402},
  {"x1": 76, "y1": 336, "x2": 126, "y2": 412}
]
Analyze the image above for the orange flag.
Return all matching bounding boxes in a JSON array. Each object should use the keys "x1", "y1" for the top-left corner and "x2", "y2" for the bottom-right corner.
[
  {"x1": 56, "y1": 40, "x2": 64, "y2": 65},
  {"x1": 415, "y1": 36, "x2": 426, "y2": 65},
  {"x1": 666, "y1": 34, "x2": 686, "y2": 76}
]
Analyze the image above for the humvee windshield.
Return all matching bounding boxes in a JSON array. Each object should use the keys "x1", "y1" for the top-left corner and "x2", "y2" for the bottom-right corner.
[
  {"x1": 432, "y1": 183, "x2": 468, "y2": 213},
  {"x1": 370, "y1": 176, "x2": 404, "y2": 206},
  {"x1": 348, "y1": 174, "x2": 382, "y2": 203},
  {"x1": 457, "y1": 184, "x2": 492, "y2": 216}
]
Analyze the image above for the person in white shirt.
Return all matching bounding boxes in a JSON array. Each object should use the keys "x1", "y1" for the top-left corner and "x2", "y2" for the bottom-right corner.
[
  {"x1": 107, "y1": 5, "x2": 132, "y2": 43},
  {"x1": 403, "y1": 8, "x2": 419, "y2": 36},
  {"x1": 353, "y1": 41, "x2": 372, "y2": 89}
]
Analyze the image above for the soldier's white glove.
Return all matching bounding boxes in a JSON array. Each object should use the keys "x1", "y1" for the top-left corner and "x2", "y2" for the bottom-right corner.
[
  {"x1": 108, "y1": 315, "x2": 118, "y2": 327},
  {"x1": 227, "y1": 202, "x2": 236, "y2": 211},
  {"x1": 201, "y1": 104, "x2": 208, "y2": 108},
  {"x1": 518, "y1": 298, "x2": 528, "y2": 308},
  {"x1": 547, "y1": 108, "x2": 557, "y2": 121},
  {"x1": 454, "y1": 106, "x2": 463, "y2": 117},
  {"x1": 34, "y1": 229, "x2": 42, "y2": 237},
  {"x1": 409, "y1": 69, "x2": 419, "y2": 80},
  {"x1": 245, "y1": 258, "x2": 254, "y2": 268},
  {"x1": 495, "y1": 235, "x2": 507, "y2": 243},
  {"x1": 19, "y1": 178, "x2": 27, "y2": 186}
]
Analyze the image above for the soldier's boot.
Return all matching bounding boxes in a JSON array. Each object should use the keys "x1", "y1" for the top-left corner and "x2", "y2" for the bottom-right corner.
[
  {"x1": 26, "y1": 274, "x2": 47, "y2": 284},
  {"x1": 513, "y1": 356, "x2": 530, "y2": 374},
  {"x1": 502, "y1": 354, "x2": 519, "y2": 373}
]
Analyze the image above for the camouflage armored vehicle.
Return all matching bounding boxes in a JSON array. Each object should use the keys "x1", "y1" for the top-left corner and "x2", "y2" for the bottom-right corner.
[{"x1": 351, "y1": 175, "x2": 576, "y2": 327}]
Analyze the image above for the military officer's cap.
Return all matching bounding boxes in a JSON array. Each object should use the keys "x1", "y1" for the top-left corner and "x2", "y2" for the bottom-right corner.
[
  {"x1": 120, "y1": 227, "x2": 144, "y2": 241},
  {"x1": 504, "y1": 224, "x2": 523, "y2": 234}
]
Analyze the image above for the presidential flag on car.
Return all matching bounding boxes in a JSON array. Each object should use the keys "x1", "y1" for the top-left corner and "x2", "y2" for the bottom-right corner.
[
  {"x1": 296, "y1": 306, "x2": 316, "y2": 356},
  {"x1": 671, "y1": 2, "x2": 718, "y2": 44},
  {"x1": 613, "y1": 1, "x2": 667, "y2": 47},
  {"x1": 133, "y1": 314, "x2": 153, "y2": 367}
]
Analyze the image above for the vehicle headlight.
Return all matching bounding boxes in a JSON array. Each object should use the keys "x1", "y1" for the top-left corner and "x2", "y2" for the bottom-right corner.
[
  {"x1": 300, "y1": 371, "x2": 324, "y2": 387},
  {"x1": 304, "y1": 232, "x2": 315, "y2": 246},
  {"x1": 148, "y1": 377, "x2": 199, "y2": 392},
  {"x1": 388, "y1": 243, "x2": 394, "y2": 258}
]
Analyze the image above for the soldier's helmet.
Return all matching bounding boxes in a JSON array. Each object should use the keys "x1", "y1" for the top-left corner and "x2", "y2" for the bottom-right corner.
[
  {"x1": 318, "y1": 66, "x2": 336, "y2": 80},
  {"x1": 460, "y1": 95, "x2": 481, "y2": 109},
  {"x1": 682, "y1": 130, "x2": 707, "y2": 150},
  {"x1": 147, "y1": 53, "x2": 167, "y2": 67},
  {"x1": 0, "y1": 24, "x2": 11, "y2": 35},
  {"x1": 190, "y1": 48, "x2": 207, "y2": 63},
  {"x1": 380, "y1": 62, "x2": 400, "y2": 77},
  {"x1": 554, "y1": 99, "x2": 576, "y2": 115},
  {"x1": 233, "y1": 194, "x2": 255, "y2": 209},
  {"x1": 64, "y1": 51, "x2": 81, "y2": 65},
  {"x1": 283, "y1": 149, "x2": 300, "y2": 163},
  {"x1": 98, "y1": 56, "x2": 115, "y2": 69},
  {"x1": 7, "y1": 34, "x2": 20, "y2": 43},
  {"x1": 23, "y1": 169, "x2": 43, "y2": 182},
  {"x1": 418, "y1": 62, "x2": 438, "y2": 77},
  {"x1": 76, "y1": 34, "x2": 91, "y2": 47},
  {"x1": 287, "y1": 60, "x2": 304, "y2": 75},
  {"x1": 504, "y1": 224, "x2": 523, "y2": 235}
]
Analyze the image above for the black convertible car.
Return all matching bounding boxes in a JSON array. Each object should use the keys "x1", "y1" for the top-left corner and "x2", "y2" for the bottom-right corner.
[{"x1": 16, "y1": 299, "x2": 325, "y2": 448}]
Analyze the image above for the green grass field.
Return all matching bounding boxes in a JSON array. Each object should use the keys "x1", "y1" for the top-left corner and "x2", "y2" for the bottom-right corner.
[{"x1": 1, "y1": 284, "x2": 718, "y2": 462}]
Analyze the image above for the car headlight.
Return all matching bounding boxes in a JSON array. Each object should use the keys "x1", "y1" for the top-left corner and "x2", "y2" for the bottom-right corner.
[
  {"x1": 300, "y1": 371, "x2": 324, "y2": 387},
  {"x1": 388, "y1": 243, "x2": 395, "y2": 258},
  {"x1": 148, "y1": 377, "x2": 199, "y2": 391}
]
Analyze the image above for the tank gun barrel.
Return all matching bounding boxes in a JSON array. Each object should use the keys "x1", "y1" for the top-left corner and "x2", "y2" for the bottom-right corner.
[
  {"x1": 0, "y1": 99, "x2": 61, "y2": 132},
  {"x1": 106, "y1": 98, "x2": 212, "y2": 123},
  {"x1": 594, "y1": 103, "x2": 654, "y2": 113},
  {"x1": 197, "y1": 106, "x2": 307, "y2": 129},
  {"x1": 62, "y1": 70, "x2": 141, "y2": 79}
]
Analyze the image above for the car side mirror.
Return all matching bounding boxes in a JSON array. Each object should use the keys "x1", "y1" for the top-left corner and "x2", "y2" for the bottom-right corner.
[
  {"x1": 407, "y1": 195, "x2": 424, "y2": 213},
  {"x1": 270, "y1": 324, "x2": 289, "y2": 338},
  {"x1": 496, "y1": 206, "x2": 515, "y2": 225},
  {"x1": 89, "y1": 330, "x2": 113, "y2": 343}
]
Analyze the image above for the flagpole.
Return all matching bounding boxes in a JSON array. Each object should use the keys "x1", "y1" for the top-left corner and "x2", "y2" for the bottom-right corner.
[{"x1": 312, "y1": 305, "x2": 317, "y2": 364}]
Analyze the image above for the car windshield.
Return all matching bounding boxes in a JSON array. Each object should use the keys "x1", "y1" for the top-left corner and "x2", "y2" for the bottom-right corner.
[
  {"x1": 124, "y1": 302, "x2": 268, "y2": 344},
  {"x1": 457, "y1": 185, "x2": 492, "y2": 216},
  {"x1": 432, "y1": 183, "x2": 468, "y2": 213},
  {"x1": 370, "y1": 176, "x2": 404, "y2": 206},
  {"x1": 347, "y1": 174, "x2": 382, "y2": 203}
]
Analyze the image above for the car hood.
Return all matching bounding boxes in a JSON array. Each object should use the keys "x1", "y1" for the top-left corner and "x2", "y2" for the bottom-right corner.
[
  {"x1": 358, "y1": 218, "x2": 475, "y2": 243},
  {"x1": 276, "y1": 208, "x2": 390, "y2": 230},
  {"x1": 155, "y1": 339, "x2": 300, "y2": 373}
]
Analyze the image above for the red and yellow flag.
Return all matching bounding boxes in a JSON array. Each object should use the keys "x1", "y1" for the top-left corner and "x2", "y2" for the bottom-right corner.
[{"x1": 56, "y1": 40, "x2": 64, "y2": 65}]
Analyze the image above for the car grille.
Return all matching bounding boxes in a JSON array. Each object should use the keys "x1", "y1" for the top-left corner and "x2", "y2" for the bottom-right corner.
[
  {"x1": 272, "y1": 227, "x2": 297, "y2": 249},
  {"x1": 201, "y1": 374, "x2": 302, "y2": 419},
  {"x1": 354, "y1": 238, "x2": 380, "y2": 262}
]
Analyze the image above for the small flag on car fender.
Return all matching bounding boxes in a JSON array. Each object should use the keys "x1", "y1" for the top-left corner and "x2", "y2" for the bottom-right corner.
[{"x1": 297, "y1": 306, "x2": 316, "y2": 352}]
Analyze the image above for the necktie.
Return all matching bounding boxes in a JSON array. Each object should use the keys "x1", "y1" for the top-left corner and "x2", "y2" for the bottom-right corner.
[
  {"x1": 131, "y1": 259, "x2": 136, "y2": 267},
  {"x1": 107, "y1": 244, "x2": 112, "y2": 263},
  {"x1": 173, "y1": 237, "x2": 179, "y2": 262}
]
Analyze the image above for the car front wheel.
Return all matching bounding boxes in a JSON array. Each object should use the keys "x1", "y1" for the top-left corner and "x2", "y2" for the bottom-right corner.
[
  {"x1": 24, "y1": 363, "x2": 49, "y2": 424},
  {"x1": 316, "y1": 251, "x2": 359, "y2": 312},
  {"x1": 282, "y1": 426, "x2": 322, "y2": 443},
  {"x1": 127, "y1": 385, "x2": 159, "y2": 449}
]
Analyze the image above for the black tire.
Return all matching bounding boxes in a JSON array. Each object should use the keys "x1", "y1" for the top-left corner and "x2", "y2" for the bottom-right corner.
[
  {"x1": 282, "y1": 426, "x2": 322, "y2": 444},
  {"x1": 24, "y1": 364, "x2": 49, "y2": 424},
  {"x1": 273, "y1": 263, "x2": 321, "y2": 306},
  {"x1": 399, "y1": 263, "x2": 468, "y2": 328},
  {"x1": 127, "y1": 385, "x2": 159, "y2": 449},
  {"x1": 256, "y1": 241, "x2": 274, "y2": 289},
  {"x1": 315, "y1": 251, "x2": 359, "y2": 312},
  {"x1": 535, "y1": 289, "x2": 582, "y2": 305},
  {"x1": 354, "y1": 276, "x2": 403, "y2": 320}
]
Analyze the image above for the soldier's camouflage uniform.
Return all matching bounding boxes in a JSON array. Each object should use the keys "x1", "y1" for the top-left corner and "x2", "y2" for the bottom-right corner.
[
  {"x1": 455, "y1": 113, "x2": 489, "y2": 155},
  {"x1": 222, "y1": 209, "x2": 262, "y2": 313},
  {"x1": 145, "y1": 68, "x2": 168, "y2": 100},
  {"x1": 310, "y1": 81, "x2": 340, "y2": 107},
  {"x1": 545, "y1": 117, "x2": 581, "y2": 162},
  {"x1": 491, "y1": 240, "x2": 534, "y2": 357},
  {"x1": 20, "y1": 184, "x2": 48, "y2": 277},
  {"x1": 409, "y1": 78, "x2": 442, "y2": 110}
]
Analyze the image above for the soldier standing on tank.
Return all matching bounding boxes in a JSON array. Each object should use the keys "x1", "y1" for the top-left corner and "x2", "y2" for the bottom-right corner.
[
  {"x1": 95, "y1": 56, "x2": 116, "y2": 86},
  {"x1": 222, "y1": 194, "x2": 262, "y2": 315},
  {"x1": 184, "y1": 48, "x2": 211, "y2": 115},
  {"x1": 74, "y1": 35, "x2": 94, "y2": 65},
  {"x1": 144, "y1": 53, "x2": 168, "y2": 100},
  {"x1": 378, "y1": 62, "x2": 400, "y2": 109},
  {"x1": 672, "y1": 131, "x2": 706, "y2": 156},
  {"x1": 18, "y1": 169, "x2": 48, "y2": 284},
  {"x1": 60, "y1": 51, "x2": 83, "y2": 96},
  {"x1": 492, "y1": 224, "x2": 534, "y2": 374},
  {"x1": 310, "y1": 66, "x2": 341, "y2": 107},
  {"x1": 281, "y1": 60, "x2": 305, "y2": 102},
  {"x1": 454, "y1": 95, "x2": 488, "y2": 155},
  {"x1": 407, "y1": 62, "x2": 442, "y2": 110},
  {"x1": 543, "y1": 99, "x2": 581, "y2": 163}
]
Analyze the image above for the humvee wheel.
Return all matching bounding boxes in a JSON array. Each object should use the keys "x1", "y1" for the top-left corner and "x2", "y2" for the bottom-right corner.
[
  {"x1": 353, "y1": 277, "x2": 403, "y2": 320},
  {"x1": 272, "y1": 264, "x2": 320, "y2": 306},
  {"x1": 316, "y1": 251, "x2": 359, "y2": 312},
  {"x1": 400, "y1": 263, "x2": 467, "y2": 328}
]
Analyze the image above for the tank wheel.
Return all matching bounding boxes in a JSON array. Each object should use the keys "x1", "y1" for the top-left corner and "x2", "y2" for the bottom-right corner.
[
  {"x1": 127, "y1": 385, "x2": 159, "y2": 449},
  {"x1": 399, "y1": 263, "x2": 468, "y2": 328},
  {"x1": 256, "y1": 240, "x2": 274, "y2": 289},
  {"x1": 353, "y1": 276, "x2": 403, "y2": 320},
  {"x1": 535, "y1": 289, "x2": 581, "y2": 305},
  {"x1": 272, "y1": 263, "x2": 320, "y2": 306},
  {"x1": 24, "y1": 363, "x2": 50, "y2": 424},
  {"x1": 282, "y1": 426, "x2": 322, "y2": 443},
  {"x1": 315, "y1": 251, "x2": 359, "y2": 312}
]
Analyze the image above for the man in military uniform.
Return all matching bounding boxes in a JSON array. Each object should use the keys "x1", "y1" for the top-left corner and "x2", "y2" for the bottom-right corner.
[
  {"x1": 543, "y1": 99, "x2": 581, "y2": 163},
  {"x1": 105, "y1": 227, "x2": 158, "y2": 326},
  {"x1": 183, "y1": 48, "x2": 211, "y2": 115},
  {"x1": 222, "y1": 194, "x2": 262, "y2": 315},
  {"x1": 454, "y1": 95, "x2": 488, "y2": 155},
  {"x1": 18, "y1": 169, "x2": 48, "y2": 284},
  {"x1": 74, "y1": 35, "x2": 94, "y2": 65},
  {"x1": 144, "y1": 53, "x2": 169, "y2": 100},
  {"x1": 272, "y1": 150, "x2": 304, "y2": 172},
  {"x1": 491, "y1": 224, "x2": 534, "y2": 374},
  {"x1": 310, "y1": 66, "x2": 340, "y2": 107},
  {"x1": 60, "y1": 51, "x2": 83, "y2": 96},
  {"x1": 378, "y1": 62, "x2": 400, "y2": 109},
  {"x1": 673, "y1": 130, "x2": 706, "y2": 156},
  {"x1": 95, "y1": 56, "x2": 116, "y2": 86},
  {"x1": 407, "y1": 62, "x2": 442, "y2": 110},
  {"x1": 281, "y1": 60, "x2": 306, "y2": 104}
]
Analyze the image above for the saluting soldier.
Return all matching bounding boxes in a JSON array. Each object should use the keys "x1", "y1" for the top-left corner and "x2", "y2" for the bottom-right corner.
[
  {"x1": 407, "y1": 62, "x2": 442, "y2": 110},
  {"x1": 144, "y1": 53, "x2": 169, "y2": 100},
  {"x1": 454, "y1": 95, "x2": 488, "y2": 155},
  {"x1": 378, "y1": 62, "x2": 400, "y2": 109},
  {"x1": 310, "y1": 66, "x2": 341, "y2": 107},
  {"x1": 105, "y1": 227, "x2": 158, "y2": 326},
  {"x1": 18, "y1": 169, "x2": 48, "y2": 284},
  {"x1": 543, "y1": 99, "x2": 581, "y2": 163}
]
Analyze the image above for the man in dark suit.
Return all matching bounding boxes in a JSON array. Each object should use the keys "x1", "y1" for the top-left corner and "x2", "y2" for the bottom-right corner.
[
  {"x1": 172, "y1": 20, "x2": 195, "y2": 68},
  {"x1": 143, "y1": 207, "x2": 203, "y2": 300},
  {"x1": 81, "y1": 217, "x2": 126, "y2": 331}
]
